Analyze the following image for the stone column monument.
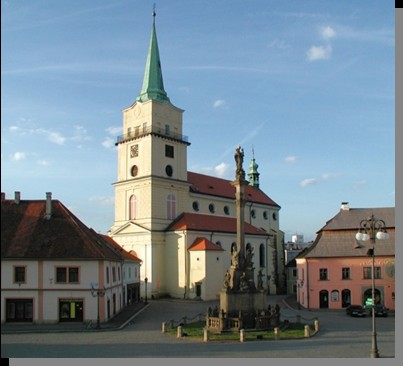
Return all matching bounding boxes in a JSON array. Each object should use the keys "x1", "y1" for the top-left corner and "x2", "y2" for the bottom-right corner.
[{"x1": 219, "y1": 146, "x2": 266, "y2": 322}]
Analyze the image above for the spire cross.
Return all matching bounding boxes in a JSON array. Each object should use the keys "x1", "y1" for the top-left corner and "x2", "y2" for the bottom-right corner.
[{"x1": 152, "y1": 3, "x2": 156, "y2": 23}]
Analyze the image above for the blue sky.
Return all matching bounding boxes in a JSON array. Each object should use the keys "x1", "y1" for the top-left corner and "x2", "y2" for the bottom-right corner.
[{"x1": 1, "y1": 0, "x2": 395, "y2": 242}]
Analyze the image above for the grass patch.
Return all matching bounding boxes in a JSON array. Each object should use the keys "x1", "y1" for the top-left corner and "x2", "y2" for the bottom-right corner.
[{"x1": 169, "y1": 321, "x2": 310, "y2": 341}]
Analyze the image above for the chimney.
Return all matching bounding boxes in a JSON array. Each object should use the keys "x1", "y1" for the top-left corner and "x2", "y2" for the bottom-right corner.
[
  {"x1": 1, "y1": 192, "x2": 5, "y2": 201},
  {"x1": 341, "y1": 202, "x2": 350, "y2": 211},
  {"x1": 15, "y1": 191, "x2": 21, "y2": 204},
  {"x1": 45, "y1": 192, "x2": 52, "y2": 219}
]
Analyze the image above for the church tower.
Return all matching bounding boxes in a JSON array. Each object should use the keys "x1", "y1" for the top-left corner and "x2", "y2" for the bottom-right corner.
[
  {"x1": 248, "y1": 148, "x2": 260, "y2": 189},
  {"x1": 110, "y1": 11, "x2": 190, "y2": 297}
]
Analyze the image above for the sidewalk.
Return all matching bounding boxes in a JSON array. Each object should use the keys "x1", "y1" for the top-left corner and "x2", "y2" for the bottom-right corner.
[{"x1": 1, "y1": 301, "x2": 149, "y2": 334}]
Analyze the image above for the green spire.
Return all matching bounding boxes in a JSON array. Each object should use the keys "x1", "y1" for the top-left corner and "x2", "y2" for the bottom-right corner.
[
  {"x1": 137, "y1": 11, "x2": 170, "y2": 103},
  {"x1": 248, "y1": 147, "x2": 260, "y2": 189}
]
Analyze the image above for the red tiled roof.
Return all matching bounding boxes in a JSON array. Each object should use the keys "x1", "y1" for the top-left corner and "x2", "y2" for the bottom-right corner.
[
  {"x1": 187, "y1": 171, "x2": 280, "y2": 207},
  {"x1": 100, "y1": 234, "x2": 142, "y2": 262},
  {"x1": 188, "y1": 237, "x2": 224, "y2": 251},
  {"x1": 166, "y1": 212, "x2": 269, "y2": 236},
  {"x1": 1, "y1": 198, "x2": 123, "y2": 261}
]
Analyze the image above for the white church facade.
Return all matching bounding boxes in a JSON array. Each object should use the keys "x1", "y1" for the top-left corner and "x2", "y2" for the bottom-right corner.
[{"x1": 109, "y1": 14, "x2": 285, "y2": 301}]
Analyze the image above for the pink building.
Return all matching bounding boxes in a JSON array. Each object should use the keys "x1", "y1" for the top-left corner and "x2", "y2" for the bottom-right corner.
[{"x1": 296, "y1": 204, "x2": 395, "y2": 310}]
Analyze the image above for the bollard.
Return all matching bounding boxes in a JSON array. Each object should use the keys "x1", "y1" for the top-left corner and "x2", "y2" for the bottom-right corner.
[
  {"x1": 177, "y1": 325, "x2": 183, "y2": 338},
  {"x1": 203, "y1": 328, "x2": 209, "y2": 342},
  {"x1": 240, "y1": 329, "x2": 245, "y2": 343},
  {"x1": 304, "y1": 325, "x2": 310, "y2": 338},
  {"x1": 274, "y1": 327, "x2": 280, "y2": 340},
  {"x1": 314, "y1": 319, "x2": 319, "y2": 332},
  {"x1": 161, "y1": 322, "x2": 166, "y2": 333}
]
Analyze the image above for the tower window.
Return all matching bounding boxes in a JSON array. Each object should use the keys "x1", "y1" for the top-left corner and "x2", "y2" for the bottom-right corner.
[
  {"x1": 131, "y1": 165, "x2": 138, "y2": 177},
  {"x1": 209, "y1": 203, "x2": 215, "y2": 213},
  {"x1": 167, "y1": 194, "x2": 176, "y2": 220},
  {"x1": 224, "y1": 206, "x2": 230, "y2": 215},
  {"x1": 165, "y1": 165, "x2": 173, "y2": 177},
  {"x1": 165, "y1": 145, "x2": 174, "y2": 158},
  {"x1": 129, "y1": 194, "x2": 137, "y2": 220},
  {"x1": 165, "y1": 124, "x2": 170, "y2": 136},
  {"x1": 251, "y1": 209, "x2": 256, "y2": 219},
  {"x1": 263, "y1": 211, "x2": 268, "y2": 220}
]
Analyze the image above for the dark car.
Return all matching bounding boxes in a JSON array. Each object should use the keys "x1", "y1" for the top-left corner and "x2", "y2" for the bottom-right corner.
[
  {"x1": 371, "y1": 304, "x2": 389, "y2": 317},
  {"x1": 346, "y1": 304, "x2": 366, "y2": 317}
]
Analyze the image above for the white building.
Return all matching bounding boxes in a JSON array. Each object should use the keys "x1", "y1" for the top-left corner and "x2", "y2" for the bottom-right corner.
[{"x1": 109, "y1": 14, "x2": 285, "y2": 300}]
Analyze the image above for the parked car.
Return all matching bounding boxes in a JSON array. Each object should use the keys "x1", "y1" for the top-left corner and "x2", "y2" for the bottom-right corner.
[
  {"x1": 346, "y1": 304, "x2": 366, "y2": 317},
  {"x1": 370, "y1": 304, "x2": 389, "y2": 317}
]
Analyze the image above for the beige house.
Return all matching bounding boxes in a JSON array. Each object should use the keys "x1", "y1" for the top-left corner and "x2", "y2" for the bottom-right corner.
[
  {"x1": 109, "y1": 15, "x2": 285, "y2": 300},
  {"x1": 1, "y1": 192, "x2": 139, "y2": 324}
]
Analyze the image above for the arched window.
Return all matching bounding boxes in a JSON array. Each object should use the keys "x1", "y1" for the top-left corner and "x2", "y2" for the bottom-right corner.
[
  {"x1": 129, "y1": 194, "x2": 137, "y2": 220},
  {"x1": 259, "y1": 243, "x2": 265, "y2": 267},
  {"x1": 167, "y1": 194, "x2": 176, "y2": 220}
]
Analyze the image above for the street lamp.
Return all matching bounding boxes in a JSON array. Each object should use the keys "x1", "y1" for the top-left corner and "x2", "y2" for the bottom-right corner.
[
  {"x1": 91, "y1": 283, "x2": 106, "y2": 329},
  {"x1": 355, "y1": 214, "x2": 389, "y2": 358},
  {"x1": 144, "y1": 277, "x2": 148, "y2": 304}
]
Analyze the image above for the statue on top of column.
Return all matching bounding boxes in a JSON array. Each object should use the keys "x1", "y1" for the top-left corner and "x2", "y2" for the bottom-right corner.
[{"x1": 234, "y1": 145, "x2": 245, "y2": 181}]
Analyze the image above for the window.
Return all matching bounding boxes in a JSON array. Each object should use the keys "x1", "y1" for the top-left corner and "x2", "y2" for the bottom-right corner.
[
  {"x1": 363, "y1": 266, "x2": 381, "y2": 279},
  {"x1": 165, "y1": 124, "x2": 170, "y2": 135},
  {"x1": 251, "y1": 209, "x2": 256, "y2": 219},
  {"x1": 143, "y1": 122, "x2": 147, "y2": 133},
  {"x1": 259, "y1": 244, "x2": 265, "y2": 267},
  {"x1": 209, "y1": 203, "x2": 215, "y2": 213},
  {"x1": 224, "y1": 206, "x2": 230, "y2": 215},
  {"x1": 165, "y1": 144, "x2": 174, "y2": 158},
  {"x1": 192, "y1": 201, "x2": 199, "y2": 212},
  {"x1": 331, "y1": 290, "x2": 339, "y2": 302},
  {"x1": 56, "y1": 267, "x2": 79, "y2": 283},
  {"x1": 129, "y1": 194, "x2": 137, "y2": 220},
  {"x1": 69, "y1": 268, "x2": 79, "y2": 283},
  {"x1": 165, "y1": 165, "x2": 173, "y2": 177},
  {"x1": 272, "y1": 212, "x2": 277, "y2": 220},
  {"x1": 56, "y1": 268, "x2": 67, "y2": 283},
  {"x1": 14, "y1": 266, "x2": 26, "y2": 283},
  {"x1": 106, "y1": 267, "x2": 110, "y2": 283},
  {"x1": 263, "y1": 211, "x2": 268, "y2": 220},
  {"x1": 118, "y1": 267, "x2": 121, "y2": 281},
  {"x1": 131, "y1": 165, "x2": 139, "y2": 177},
  {"x1": 319, "y1": 268, "x2": 328, "y2": 281},
  {"x1": 6, "y1": 299, "x2": 33, "y2": 322},
  {"x1": 112, "y1": 267, "x2": 116, "y2": 282},
  {"x1": 130, "y1": 144, "x2": 139, "y2": 158},
  {"x1": 342, "y1": 267, "x2": 350, "y2": 280},
  {"x1": 167, "y1": 194, "x2": 176, "y2": 220}
]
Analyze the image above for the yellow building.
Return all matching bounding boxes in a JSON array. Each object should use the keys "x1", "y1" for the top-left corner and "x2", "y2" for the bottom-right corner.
[{"x1": 109, "y1": 14, "x2": 284, "y2": 300}]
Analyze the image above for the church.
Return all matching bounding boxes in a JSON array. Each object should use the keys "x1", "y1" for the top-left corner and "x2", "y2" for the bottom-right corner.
[{"x1": 109, "y1": 13, "x2": 285, "y2": 300}]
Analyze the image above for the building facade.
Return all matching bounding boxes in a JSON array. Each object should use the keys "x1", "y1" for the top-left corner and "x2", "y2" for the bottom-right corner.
[
  {"x1": 1, "y1": 192, "x2": 140, "y2": 324},
  {"x1": 296, "y1": 204, "x2": 395, "y2": 310},
  {"x1": 109, "y1": 15, "x2": 285, "y2": 300}
]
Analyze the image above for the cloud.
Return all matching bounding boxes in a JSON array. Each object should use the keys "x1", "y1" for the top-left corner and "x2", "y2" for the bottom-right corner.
[
  {"x1": 213, "y1": 99, "x2": 227, "y2": 108},
  {"x1": 321, "y1": 172, "x2": 340, "y2": 180},
  {"x1": 306, "y1": 45, "x2": 332, "y2": 61},
  {"x1": 11, "y1": 152, "x2": 26, "y2": 161},
  {"x1": 285, "y1": 156, "x2": 297, "y2": 164},
  {"x1": 102, "y1": 137, "x2": 115, "y2": 149},
  {"x1": 300, "y1": 178, "x2": 319, "y2": 187},
  {"x1": 321, "y1": 26, "x2": 336, "y2": 40},
  {"x1": 89, "y1": 196, "x2": 114, "y2": 206},
  {"x1": 47, "y1": 131, "x2": 66, "y2": 145},
  {"x1": 106, "y1": 126, "x2": 122, "y2": 136},
  {"x1": 268, "y1": 39, "x2": 291, "y2": 51},
  {"x1": 353, "y1": 180, "x2": 367, "y2": 190},
  {"x1": 36, "y1": 159, "x2": 50, "y2": 166},
  {"x1": 215, "y1": 162, "x2": 230, "y2": 178}
]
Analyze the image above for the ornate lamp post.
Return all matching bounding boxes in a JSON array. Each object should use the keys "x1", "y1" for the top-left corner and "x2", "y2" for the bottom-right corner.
[
  {"x1": 355, "y1": 214, "x2": 389, "y2": 358},
  {"x1": 91, "y1": 283, "x2": 106, "y2": 329},
  {"x1": 144, "y1": 277, "x2": 148, "y2": 304}
]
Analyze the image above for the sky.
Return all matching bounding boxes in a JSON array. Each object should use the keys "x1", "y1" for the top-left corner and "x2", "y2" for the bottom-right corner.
[{"x1": 1, "y1": 0, "x2": 395, "y2": 242}]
